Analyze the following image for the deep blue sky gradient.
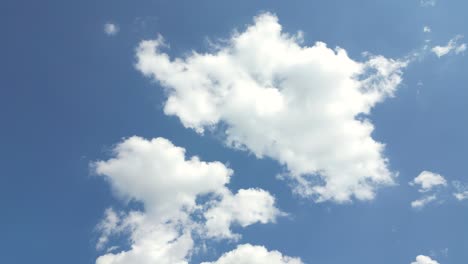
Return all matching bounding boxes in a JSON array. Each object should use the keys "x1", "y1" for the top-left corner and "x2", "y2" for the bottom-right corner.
[{"x1": 1, "y1": 0, "x2": 468, "y2": 263}]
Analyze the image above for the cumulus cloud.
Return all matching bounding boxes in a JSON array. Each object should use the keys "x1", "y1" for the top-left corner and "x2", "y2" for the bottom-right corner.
[
  {"x1": 201, "y1": 244, "x2": 303, "y2": 264},
  {"x1": 96, "y1": 212, "x2": 194, "y2": 264},
  {"x1": 411, "y1": 255, "x2": 440, "y2": 264},
  {"x1": 93, "y1": 136, "x2": 282, "y2": 263},
  {"x1": 432, "y1": 35, "x2": 466, "y2": 57},
  {"x1": 135, "y1": 13, "x2": 407, "y2": 203},
  {"x1": 411, "y1": 195, "x2": 437, "y2": 209},
  {"x1": 104, "y1": 23, "x2": 119, "y2": 36},
  {"x1": 411, "y1": 171, "x2": 447, "y2": 192}
]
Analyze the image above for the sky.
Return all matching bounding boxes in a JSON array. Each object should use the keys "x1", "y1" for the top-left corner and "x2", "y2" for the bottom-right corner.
[{"x1": 1, "y1": 0, "x2": 468, "y2": 264}]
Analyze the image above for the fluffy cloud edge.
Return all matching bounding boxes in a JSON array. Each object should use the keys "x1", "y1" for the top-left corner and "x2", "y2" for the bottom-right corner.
[
  {"x1": 411, "y1": 255, "x2": 440, "y2": 264},
  {"x1": 410, "y1": 171, "x2": 447, "y2": 192},
  {"x1": 201, "y1": 244, "x2": 303, "y2": 264}
]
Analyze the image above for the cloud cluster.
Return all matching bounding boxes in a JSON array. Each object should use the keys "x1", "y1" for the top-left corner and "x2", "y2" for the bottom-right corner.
[
  {"x1": 432, "y1": 35, "x2": 466, "y2": 57},
  {"x1": 411, "y1": 255, "x2": 440, "y2": 264},
  {"x1": 135, "y1": 13, "x2": 407, "y2": 203},
  {"x1": 409, "y1": 171, "x2": 468, "y2": 208},
  {"x1": 90, "y1": 11, "x2": 468, "y2": 264},
  {"x1": 93, "y1": 136, "x2": 289, "y2": 263},
  {"x1": 410, "y1": 171, "x2": 446, "y2": 209}
]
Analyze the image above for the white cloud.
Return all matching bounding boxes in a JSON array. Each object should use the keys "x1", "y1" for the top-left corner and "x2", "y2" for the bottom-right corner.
[
  {"x1": 455, "y1": 43, "x2": 467, "y2": 53},
  {"x1": 454, "y1": 192, "x2": 468, "y2": 200},
  {"x1": 96, "y1": 208, "x2": 121, "y2": 250},
  {"x1": 420, "y1": 0, "x2": 436, "y2": 7},
  {"x1": 432, "y1": 35, "x2": 466, "y2": 57},
  {"x1": 96, "y1": 212, "x2": 194, "y2": 264},
  {"x1": 94, "y1": 136, "x2": 232, "y2": 222},
  {"x1": 410, "y1": 171, "x2": 446, "y2": 209},
  {"x1": 135, "y1": 13, "x2": 407, "y2": 203},
  {"x1": 423, "y1": 26, "x2": 431, "y2": 33},
  {"x1": 411, "y1": 195, "x2": 437, "y2": 209},
  {"x1": 204, "y1": 188, "x2": 284, "y2": 239},
  {"x1": 452, "y1": 181, "x2": 468, "y2": 201},
  {"x1": 104, "y1": 23, "x2": 119, "y2": 36},
  {"x1": 201, "y1": 244, "x2": 303, "y2": 264},
  {"x1": 93, "y1": 136, "x2": 282, "y2": 263},
  {"x1": 411, "y1": 255, "x2": 440, "y2": 264},
  {"x1": 410, "y1": 171, "x2": 447, "y2": 192}
]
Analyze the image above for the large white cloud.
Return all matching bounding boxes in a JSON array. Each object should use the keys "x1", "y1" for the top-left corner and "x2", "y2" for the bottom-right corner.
[
  {"x1": 201, "y1": 244, "x2": 303, "y2": 264},
  {"x1": 93, "y1": 136, "x2": 283, "y2": 263},
  {"x1": 94, "y1": 136, "x2": 232, "y2": 221},
  {"x1": 411, "y1": 255, "x2": 440, "y2": 264},
  {"x1": 135, "y1": 13, "x2": 407, "y2": 203}
]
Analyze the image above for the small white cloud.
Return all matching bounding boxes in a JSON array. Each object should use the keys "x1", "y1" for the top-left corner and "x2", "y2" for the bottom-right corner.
[
  {"x1": 432, "y1": 35, "x2": 466, "y2": 57},
  {"x1": 453, "y1": 181, "x2": 468, "y2": 201},
  {"x1": 455, "y1": 43, "x2": 467, "y2": 53},
  {"x1": 420, "y1": 0, "x2": 436, "y2": 7},
  {"x1": 201, "y1": 244, "x2": 303, "y2": 264},
  {"x1": 411, "y1": 195, "x2": 437, "y2": 209},
  {"x1": 423, "y1": 26, "x2": 431, "y2": 33},
  {"x1": 410, "y1": 171, "x2": 446, "y2": 209},
  {"x1": 104, "y1": 23, "x2": 119, "y2": 36},
  {"x1": 410, "y1": 171, "x2": 447, "y2": 192},
  {"x1": 454, "y1": 192, "x2": 468, "y2": 201},
  {"x1": 204, "y1": 188, "x2": 284, "y2": 239},
  {"x1": 411, "y1": 255, "x2": 440, "y2": 264}
]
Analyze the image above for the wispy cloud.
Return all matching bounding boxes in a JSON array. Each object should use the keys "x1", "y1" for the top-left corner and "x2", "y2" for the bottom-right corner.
[
  {"x1": 420, "y1": 0, "x2": 436, "y2": 7},
  {"x1": 104, "y1": 23, "x2": 119, "y2": 36},
  {"x1": 411, "y1": 195, "x2": 437, "y2": 209},
  {"x1": 432, "y1": 35, "x2": 466, "y2": 57},
  {"x1": 453, "y1": 181, "x2": 468, "y2": 201}
]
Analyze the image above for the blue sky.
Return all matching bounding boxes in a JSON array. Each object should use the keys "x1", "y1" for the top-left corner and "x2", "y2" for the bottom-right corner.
[{"x1": 1, "y1": 0, "x2": 468, "y2": 263}]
